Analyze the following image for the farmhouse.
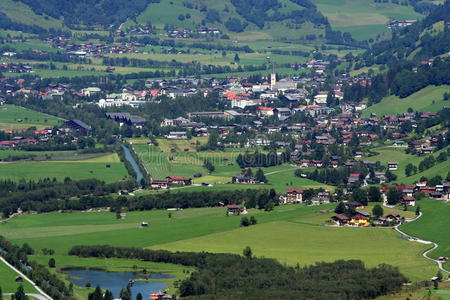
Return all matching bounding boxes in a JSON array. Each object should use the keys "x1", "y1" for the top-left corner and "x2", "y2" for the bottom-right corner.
[
  {"x1": 226, "y1": 205, "x2": 247, "y2": 215},
  {"x1": 234, "y1": 175, "x2": 259, "y2": 184},
  {"x1": 150, "y1": 291, "x2": 172, "y2": 300},
  {"x1": 282, "y1": 189, "x2": 305, "y2": 204},
  {"x1": 105, "y1": 112, "x2": 146, "y2": 128},
  {"x1": 310, "y1": 192, "x2": 331, "y2": 205},
  {"x1": 149, "y1": 179, "x2": 170, "y2": 189},
  {"x1": 63, "y1": 120, "x2": 91, "y2": 135},
  {"x1": 166, "y1": 176, "x2": 192, "y2": 185},
  {"x1": 387, "y1": 162, "x2": 398, "y2": 170},
  {"x1": 345, "y1": 201, "x2": 364, "y2": 209},
  {"x1": 332, "y1": 215, "x2": 349, "y2": 226},
  {"x1": 349, "y1": 214, "x2": 369, "y2": 226}
]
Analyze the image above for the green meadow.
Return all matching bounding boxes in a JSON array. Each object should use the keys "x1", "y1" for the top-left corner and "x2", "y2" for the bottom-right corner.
[
  {"x1": 0, "y1": 153, "x2": 129, "y2": 183},
  {"x1": 130, "y1": 138, "x2": 330, "y2": 192},
  {"x1": 311, "y1": 0, "x2": 421, "y2": 39},
  {"x1": 0, "y1": 203, "x2": 436, "y2": 285},
  {"x1": 401, "y1": 199, "x2": 450, "y2": 262},
  {"x1": 366, "y1": 146, "x2": 450, "y2": 184},
  {"x1": 0, "y1": 105, "x2": 63, "y2": 131},
  {"x1": 0, "y1": 260, "x2": 37, "y2": 294},
  {"x1": 0, "y1": 0, "x2": 63, "y2": 30},
  {"x1": 362, "y1": 85, "x2": 450, "y2": 117}
]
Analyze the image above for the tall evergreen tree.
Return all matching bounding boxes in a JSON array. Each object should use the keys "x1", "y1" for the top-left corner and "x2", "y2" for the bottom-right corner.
[{"x1": 255, "y1": 168, "x2": 267, "y2": 183}]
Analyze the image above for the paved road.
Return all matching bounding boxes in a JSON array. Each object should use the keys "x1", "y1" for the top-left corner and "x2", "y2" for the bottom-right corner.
[
  {"x1": 3, "y1": 293, "x2": 50, "y2": 300},
  {"x1": 0, "y1": 256, "x2": 52, "y2": 300},
  {"x1": 394, "y1": 212, "x2": 450, "y2": 276}
]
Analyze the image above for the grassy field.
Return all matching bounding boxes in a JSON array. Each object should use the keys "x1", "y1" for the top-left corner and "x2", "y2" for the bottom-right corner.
[
  {"x1": 0, "y1": 260, "x2": 37, "y2": 294},
  {"x1": 0, "y1": 202, "x2": 436, "y2": 284},
  {"x1": 401, "y1": 199, "x2": 450, "y2": 262},
  {"x1": 0, "y1": 0, "x2": 63, "y2": 30},
  {"x1": 365, "y1": 146, "x2": 450, "y2": 184},
  {"x1": 361, "y1": 85, "x2": 450, "y2": 117},
  {"x1": 311, "y1": 0, "x2": 422, "y2": 39},
  {"x1": 0, "y1": 153, "x2": 129, "y2": 183},
  {"x1": 130, "y1": 138, "x2": 330, "y2": 192},
  {"x1": 379, "y1": 281, "x2": 450, "y2": 300},
  {"x1": 0, "y1": 104, "x2": 63, "y2": 131}
]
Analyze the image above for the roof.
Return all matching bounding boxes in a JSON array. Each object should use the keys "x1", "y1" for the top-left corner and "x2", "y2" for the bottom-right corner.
[
  {"x1": 227, "y1": 205, "x2": 241, "y2": 209},
  {"x1": 68, "y1": 119, "x2": 91, "y2": 130},
  {"x1": 166, "y1": 175, "x2": 191, "y2": 181},
  {"x1": 332, "y1": 215, "x2": 349, "y2": 221},
  {"x1": 287, "y1": 189, "x2": 305, "y2": 194}
]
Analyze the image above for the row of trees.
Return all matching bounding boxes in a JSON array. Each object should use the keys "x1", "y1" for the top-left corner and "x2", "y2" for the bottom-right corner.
[
  {"x1": 69, "y1": 245, "x2": 408, "y2": 300},
  {"x1": 0, "y1": 177, "x2": 136, "y2": 217},
  {"x1": 0, "y1": 185, "x2": 282, "y2": 217}
]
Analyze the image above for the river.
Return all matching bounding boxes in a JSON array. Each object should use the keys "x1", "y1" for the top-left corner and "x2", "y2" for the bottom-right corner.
[{"x1": 121, "y1": 144, "x2": 144, "y2": 183}]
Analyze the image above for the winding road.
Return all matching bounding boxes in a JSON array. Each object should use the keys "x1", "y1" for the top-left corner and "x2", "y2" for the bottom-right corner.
[{"x1": 394, "y1": 212, "x2": 450, "y2": 276}]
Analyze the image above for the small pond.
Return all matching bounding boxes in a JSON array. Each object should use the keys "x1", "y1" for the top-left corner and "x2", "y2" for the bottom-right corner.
[{"x1": 64, "y1": 268, "x2": 174, "y2": 298}]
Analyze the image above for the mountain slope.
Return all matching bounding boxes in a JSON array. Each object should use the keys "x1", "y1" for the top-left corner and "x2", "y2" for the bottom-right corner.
[
  {"x1": 311, "y1": 0, "x2": 422, "y2": 40},
  {"x1": 0, "y1": 0, "x2": 428, "y2": 41},
  {"x1": 0, "y1": 0, "x2": 63, "y2": 30}
]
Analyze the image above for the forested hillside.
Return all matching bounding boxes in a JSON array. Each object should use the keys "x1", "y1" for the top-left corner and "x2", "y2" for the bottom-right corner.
[
  {"x1": 0, "y1": 0, "x2": 427, "y2": 41},
  {"x1": 343, "y1": 1, "x2": 450, "y2": 104}
]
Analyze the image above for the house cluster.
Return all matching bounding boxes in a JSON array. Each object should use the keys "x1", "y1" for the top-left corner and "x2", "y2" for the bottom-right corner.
[
  {"x1": 331, "y1": 201, "x2": 404, "y2": 227},
  {"x1": 387, "y1": 19, "x2": 417, "y2": 28},
  {"x1": 382, "y1": 182, "x2": 450, "y2": 203},
  {"x1": 0, "y1": 63, "x2": 33, "y2": 73},
  {"x1": 49, "y1": 40, "x2": 146, "y2": 58},
  {"x1": 0, "y1": 120, "x2": 93, "y2": 150},
  {"x1": 165, "y1": 26, "x2": 221, "y2": 38}
]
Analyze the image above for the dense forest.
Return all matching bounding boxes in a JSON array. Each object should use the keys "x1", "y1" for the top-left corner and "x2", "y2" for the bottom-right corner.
[
  {"x1": 15, "y1": 0, "x2": 158, "y2": 27},
  {"x1": 69, "y1": 245, "x2": 408, "y2": 300}
]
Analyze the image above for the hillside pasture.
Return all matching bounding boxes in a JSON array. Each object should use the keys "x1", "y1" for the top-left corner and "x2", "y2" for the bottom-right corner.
[
  {"x1": 0, "y1": 0, "x2": 63, "y2": 29},
  {"x1": 401, "y1": 199, "x2": 450, "y2": 264},
  {"x1": 362, "y1": 85, "x2": 450, "y2": 117},
  {"x1": 365, "y1": 146, "x2": 450, "y2": 184},
  {"x1": 0, "y1": 105, "x2": 63, "y2": 131},
  {"x1": 311, "y1": 0, "x2": 422, "y2": 39}
]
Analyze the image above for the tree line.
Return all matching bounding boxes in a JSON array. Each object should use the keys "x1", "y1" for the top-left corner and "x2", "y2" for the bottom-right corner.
[
  {"x1": 0, "y1": 178, "x2": 136, "y2": 217},
  {"x1": 69, "y1": 244, "x2": 408, "y2": 300}
]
